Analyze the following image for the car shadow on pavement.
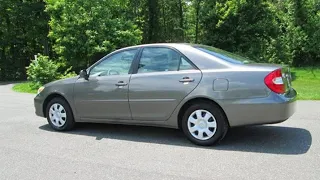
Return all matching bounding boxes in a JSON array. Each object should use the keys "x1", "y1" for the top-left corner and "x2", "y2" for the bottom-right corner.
[{"x1": 39, "y1": 123, "x2": 311, "y2": 155}]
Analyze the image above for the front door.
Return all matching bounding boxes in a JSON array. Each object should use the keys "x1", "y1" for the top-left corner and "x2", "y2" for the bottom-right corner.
[
  {"x1": 74, "y1": 48, "x2": 139, "y2": 120},
  {"x1": 128, "y1": 47, "x2": 202, "y2": 121}
]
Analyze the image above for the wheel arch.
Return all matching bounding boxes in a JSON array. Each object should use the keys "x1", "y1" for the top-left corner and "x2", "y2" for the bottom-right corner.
[
  {"x1": 177, "y1": 97, "x2": 230, "y2": 129},
  {"x1": 42, "y1": 93, "x2": 72, "y2": 118}
]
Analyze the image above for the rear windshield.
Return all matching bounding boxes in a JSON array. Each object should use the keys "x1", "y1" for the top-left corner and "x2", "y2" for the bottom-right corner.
[{"x1": 193, "y1": 45, "x2": 255, "y2": 64}]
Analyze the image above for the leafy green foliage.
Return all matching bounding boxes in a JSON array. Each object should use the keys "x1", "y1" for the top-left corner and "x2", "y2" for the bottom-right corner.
[
  {"x1": 45, "y1": 0, "x2": 142, "y2": 72},
  {"x1": 1, "y1": 0, "x2": 319, "y2": 82},
  {"x1": 26, "y1": 54, "x2": 75, "y2": 88},
  {"x1": 268, "y1": 0, "x2": 320, "y2": 66},
  {"x1": 26, "y1": 54, "x2": 59, "y2": 88},
  {"x1": 0, "y1": 0, "x2": 49, "y2": 81},
  {"x1": 199, "y1": 0, "x2": 278, "y2": 62}
]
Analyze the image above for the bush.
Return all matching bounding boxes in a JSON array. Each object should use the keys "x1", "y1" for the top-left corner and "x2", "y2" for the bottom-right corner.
[{"x1": 26, "y1": 54, "x2": 76, "y2": 88}]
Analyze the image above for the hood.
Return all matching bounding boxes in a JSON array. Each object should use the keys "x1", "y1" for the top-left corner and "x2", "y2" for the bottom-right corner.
[{"x1": 44, "y1": 76, "x2": 78, "y2": 87}]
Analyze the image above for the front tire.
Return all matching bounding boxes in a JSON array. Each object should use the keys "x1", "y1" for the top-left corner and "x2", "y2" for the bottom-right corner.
[
  {"x1": 181, "y1": 102, "x2": 228, "y2": 146},
  {"x1": 46, "y1": 97, "x2": 75, "y2": 131}
]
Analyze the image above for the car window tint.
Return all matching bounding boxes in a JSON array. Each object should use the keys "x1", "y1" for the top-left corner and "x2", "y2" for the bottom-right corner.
[
  {"x1": 179, "y1": 57, "x2": 195, "y2": 70},
  {"x1": 138, "y1": 47, "x2": 180, "y2": 73},
  {"x1": 90, "y1": 49, "x2": 137, "y2": 76},
  {"x1": 194, "y1": 45, "x2": 255, "y2": 64}
]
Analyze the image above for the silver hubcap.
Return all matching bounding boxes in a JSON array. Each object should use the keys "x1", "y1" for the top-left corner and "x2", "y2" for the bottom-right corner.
[
  {"x1": 187, "y1": 109, "x2": 217, "y2": 140},
  {"x1": 49, "y1": 103, "x2": 67, "y2": 127}
]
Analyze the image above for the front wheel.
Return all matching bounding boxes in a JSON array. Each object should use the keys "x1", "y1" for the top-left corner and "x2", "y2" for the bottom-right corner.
[
  {"x1": 181, "y1": 102, "x2": 228, "y2": 146},
  {"x1": 46, "y1": 97, "x2": 75, "y2": 131}
]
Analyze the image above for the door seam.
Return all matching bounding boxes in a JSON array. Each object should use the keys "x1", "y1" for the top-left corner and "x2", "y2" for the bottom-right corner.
[{"x1": 127, "y1": 74, "x2": 133, "y2": 120}]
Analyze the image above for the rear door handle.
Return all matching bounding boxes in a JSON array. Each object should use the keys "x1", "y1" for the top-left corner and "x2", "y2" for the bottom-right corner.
[
  {"x1": 115, "y1": 81, "x2": 128, "y2": 86},
  {"x1": 179, "y1": 77, "x2": 194, "y2": 83}
]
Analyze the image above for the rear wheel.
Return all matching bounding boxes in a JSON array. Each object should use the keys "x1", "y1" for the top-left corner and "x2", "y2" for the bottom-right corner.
[
  {"x1": 46, "y1": 97, "x2": 75, "y2": 131},
  {"x1": 181, "y1": 102, "x2": 228, "y2": 146}
]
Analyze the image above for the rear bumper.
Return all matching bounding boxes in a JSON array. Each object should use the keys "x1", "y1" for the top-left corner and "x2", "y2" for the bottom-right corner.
[
  {"x1": 222, "y1": 89, "x2": 297, "y2": 127},
  {"x1": 34, "y1": 95, "x2": 45, "y2": 117}
]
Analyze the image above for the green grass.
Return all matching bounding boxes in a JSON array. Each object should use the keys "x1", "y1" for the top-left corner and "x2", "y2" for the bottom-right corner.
[
  {"x1": 12, "y1": 82, "x2": 37, "y2": 94},
  {"x1": 12, "y1": 67, "x2": 320, "y2": 99},
  {"x1": 291, "y1": 67, "x2": 320, "y2": 100}
]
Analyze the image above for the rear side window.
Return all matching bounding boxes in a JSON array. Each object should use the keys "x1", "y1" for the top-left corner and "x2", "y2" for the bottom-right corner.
[
  {"x1": 138, "y1": 47, "x2": 181, "y2": 73},
  {"x1": 194, "y1": 45, "x2": 255, "y2": 64},
  {"x1": 179, "y1": 57, "x2": 194, "y2": 71}
]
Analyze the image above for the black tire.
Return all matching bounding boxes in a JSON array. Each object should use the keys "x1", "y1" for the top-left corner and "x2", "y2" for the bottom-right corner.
[
  {"x1": 46, "y1": 97, "x2": 75, "y2": 131},
  {"x1": 181, "y1": 101, "x2": 228, "y2": 146}
]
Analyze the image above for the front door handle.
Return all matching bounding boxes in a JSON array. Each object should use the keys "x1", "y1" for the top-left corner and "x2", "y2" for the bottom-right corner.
[
  {"x1": 179, "y1": 77, "x2": 194, "y2": 83},
  {"x1": 115, "y1": 81, "x2": 128, "y2": 86}
]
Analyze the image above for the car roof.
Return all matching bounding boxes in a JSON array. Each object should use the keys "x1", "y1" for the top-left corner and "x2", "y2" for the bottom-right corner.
[
  {"x1": 116, "y1": 43, "x2": 193, "y2": 51},
  {"x1": 113, "y1": 43, "x2": 234, "y2": 70}
]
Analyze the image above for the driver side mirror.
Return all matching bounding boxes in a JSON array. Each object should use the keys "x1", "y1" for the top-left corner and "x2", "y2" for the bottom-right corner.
[{"x1": 79, "y1": 69, "x2": 89, "y2": 80}]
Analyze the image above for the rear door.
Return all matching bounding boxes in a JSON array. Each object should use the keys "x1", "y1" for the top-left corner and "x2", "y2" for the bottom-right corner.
[{"x1": 128, "y1": 47, "x2": 202, "y2": 121}]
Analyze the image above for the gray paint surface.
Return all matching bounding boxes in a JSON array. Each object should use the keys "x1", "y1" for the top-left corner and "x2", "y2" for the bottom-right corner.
[
  {"x1": 128, "y1": 70, "x2": 202, "y2": 121},
  {"x1": 34, "y1": 43, "x2": 296, "y2": 128},
  {"x1": 0, "y1": 83, "x2": 319, "y2": 180},
  {"x1": 74, "y1": 75, "x2": 132, "y2": 119}
]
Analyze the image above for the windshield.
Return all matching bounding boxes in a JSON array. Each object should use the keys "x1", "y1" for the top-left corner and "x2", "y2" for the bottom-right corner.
[{"x1": 193, "y1": 45, "x2": 255, "y2": 64}]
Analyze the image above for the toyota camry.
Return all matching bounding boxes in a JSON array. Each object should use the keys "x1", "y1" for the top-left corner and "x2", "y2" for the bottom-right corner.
[{"x1": 34, "y1": 43, "x2": 297, "y2": 146}]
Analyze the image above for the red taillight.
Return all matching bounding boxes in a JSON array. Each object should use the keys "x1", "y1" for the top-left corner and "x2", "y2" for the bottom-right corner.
[{"x1": 264, "y1": 69, "x2": 285, "y2": 94}]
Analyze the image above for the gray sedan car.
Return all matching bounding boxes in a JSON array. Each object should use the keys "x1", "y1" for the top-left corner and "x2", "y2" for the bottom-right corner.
[{"x1": 34, "y1": 43, "x2": 297, "y2": 145}]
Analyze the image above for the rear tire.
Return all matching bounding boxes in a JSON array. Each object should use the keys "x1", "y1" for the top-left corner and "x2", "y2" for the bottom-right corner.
[
  {"x1": 46, "y1": 97, "x2": 75, "y2": 131},
  {"x1": 181, "y1": 102, "x2": 228, "y2": 146}
]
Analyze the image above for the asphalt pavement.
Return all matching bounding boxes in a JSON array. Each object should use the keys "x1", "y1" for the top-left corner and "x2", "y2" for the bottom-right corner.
[{"x1": 0, "y1": 82, "x2": 319, "y2": 180}]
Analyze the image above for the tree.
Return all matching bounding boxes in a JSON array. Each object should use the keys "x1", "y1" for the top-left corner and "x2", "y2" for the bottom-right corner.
[
  {"x1": 194, "y1": 0, "x2": 203, "y2": 43},
  {"x1": 199, "y1": 0, "x2": 278, "y2": 61},
  {"x1": 1, "y1": 0, "x2": 320, "y2": 82},
  {"x1": 0, "y1": 0, "x2": 49, "y2": 80},
  {"x1": 268, "y1": 0, "x2": 320, "y2": 66},
  {"x1": 45, "y1": 0, "x2": 142, "y2": 71}
]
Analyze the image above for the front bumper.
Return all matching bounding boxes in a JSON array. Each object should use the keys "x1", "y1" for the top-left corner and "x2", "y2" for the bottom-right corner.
[{"x1": 34, "y1": 94, "x2": 45, "y2": 117}]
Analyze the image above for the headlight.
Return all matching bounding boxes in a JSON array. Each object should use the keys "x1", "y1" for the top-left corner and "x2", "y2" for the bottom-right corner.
[{"x1": 37, "y1": 86, "x2": 45, "y2": 94}]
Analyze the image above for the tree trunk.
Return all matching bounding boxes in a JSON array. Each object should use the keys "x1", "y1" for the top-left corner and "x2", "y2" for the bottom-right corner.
[
  {"x1": 162, "y1": 0, "x2": 166, "y2": 41},
  {"x1": 43, "y1": 22, "x2": 50, "y2": 56},
  {"x1": 0, "y1": 48, "x2": 6, "y2": 80},
  {"x1": 147, "y1": 0, "x2": 159, "y2": 43},
  {"x1": 195, "y1": 0, "x2": 201, "y2": 43},
  {"x1": 178, "y1": 0, "x2": 184, "y2": 41}
]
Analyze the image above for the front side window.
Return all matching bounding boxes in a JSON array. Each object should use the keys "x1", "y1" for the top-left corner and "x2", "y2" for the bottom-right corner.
[
  {"x1": 90, "y1": 49, "x2": 138, "y2": 76},
  {"x1": 138, "y1": 47, "x2": 181, "y2": 73}
]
